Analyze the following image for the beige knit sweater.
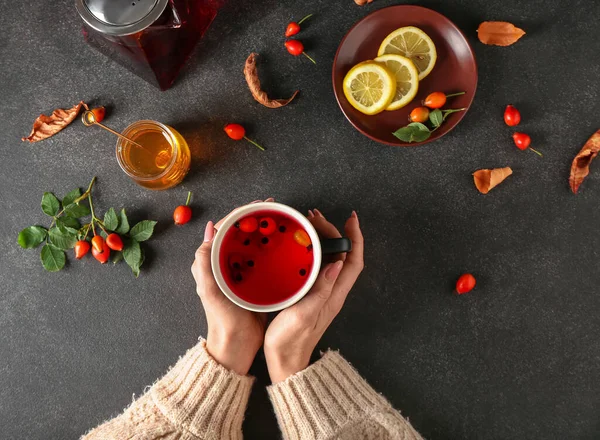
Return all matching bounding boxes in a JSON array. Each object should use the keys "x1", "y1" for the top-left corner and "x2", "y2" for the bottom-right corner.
[{"x1": 83, "y1": 340, "x2": 422, "y2": 440}]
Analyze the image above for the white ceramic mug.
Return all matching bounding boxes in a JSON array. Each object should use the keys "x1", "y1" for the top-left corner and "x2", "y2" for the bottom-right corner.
[{"x1": 211, "y1": 202, "x2": 352, "y2": 312}]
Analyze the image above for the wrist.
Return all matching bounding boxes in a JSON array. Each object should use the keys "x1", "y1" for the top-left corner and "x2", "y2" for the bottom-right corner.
[
  {"x1": 265, "y1": 349, "x2": 310, "y2": 383},
  {"x1": 206, "y1": 331, "x2": 258, "y2": 376}
]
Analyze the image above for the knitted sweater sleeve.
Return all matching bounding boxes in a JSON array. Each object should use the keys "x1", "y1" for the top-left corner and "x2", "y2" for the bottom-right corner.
[
  {"x1": 267, "y1": 351, "x2": 423, "y2": 440},
  {"x1": 82, "y1": 339, "x2": 254, "y2": 440}
]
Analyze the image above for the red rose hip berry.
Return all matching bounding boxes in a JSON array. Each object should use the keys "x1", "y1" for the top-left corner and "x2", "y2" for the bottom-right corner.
[
  {"x1": 174, "y1": 191, "x2": 193, "y2": 225},
  {"x1": 106, "y1": 233, "x2": 123, "y2": 251},
  {"x1": 74, "y1": 240, "x2": 91, "y2": 259},
  {"x1": 503, "y1": 105, "x2": 521, "y2": 126},
  {"x1": 456, "y1": 273, "x2": 476, "y2": 294},
  {"x1": 92, "y1": 239, "x2": 110, "y2": 264},
  {"x1": 91, "y1": 235, "x2": 105, "y2": 253}
]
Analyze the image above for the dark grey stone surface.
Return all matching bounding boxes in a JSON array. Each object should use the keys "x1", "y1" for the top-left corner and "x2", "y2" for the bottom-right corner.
[{"x1": 1, "y1": 0, "x2": 599, "y2": 439}]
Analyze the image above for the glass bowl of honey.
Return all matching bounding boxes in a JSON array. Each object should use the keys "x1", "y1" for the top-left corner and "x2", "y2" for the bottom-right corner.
[{"x1": 116, "y1": 120, "x2": 191, "y2": 190}]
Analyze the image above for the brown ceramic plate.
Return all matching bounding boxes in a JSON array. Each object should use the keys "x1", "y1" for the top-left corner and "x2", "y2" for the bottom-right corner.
[{"x1": 332, "y1": 5, "x2": 477, "y2": 147}]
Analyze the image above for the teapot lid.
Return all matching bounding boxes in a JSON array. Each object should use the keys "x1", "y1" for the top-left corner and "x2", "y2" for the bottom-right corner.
[{"x1": 76, "y1": 0, "x2": 169, "y2": 36}]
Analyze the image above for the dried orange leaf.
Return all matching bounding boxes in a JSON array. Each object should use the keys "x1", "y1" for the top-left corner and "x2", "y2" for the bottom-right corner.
[
  {"x1": 22, "y1": 101, "x2": 86, "y2": 142},
  {"x1": 244, "y1": 53, "x2": 299, "y2": 108},
  {"x1": 569, "y1": 129, "x2": 600, "y2": 194},
  {"x1": 477, "y1": 21, "x2": 526, "y2": 46},
  {"x1": 473, "y1": 167, "x2": 513, "y2": 194}
]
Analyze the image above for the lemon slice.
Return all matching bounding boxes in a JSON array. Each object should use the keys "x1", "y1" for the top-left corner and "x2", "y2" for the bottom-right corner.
[
  {"x1": 378, "y1": 26, "x2": 437, "y2": 80},
  {"x1": 374, "y1": 54, "x2": 419, "y2": 111},
  {"x1": 343, "y1": 62, "x2": 397, "y2": 115}
]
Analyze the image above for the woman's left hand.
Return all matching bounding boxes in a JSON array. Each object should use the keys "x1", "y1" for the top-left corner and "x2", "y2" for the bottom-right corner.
[{"x1": 191, "y1": 201, "x2": 272, "y2": 375}]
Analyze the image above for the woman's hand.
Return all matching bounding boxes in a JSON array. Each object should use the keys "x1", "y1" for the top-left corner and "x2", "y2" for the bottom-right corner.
[
  {"x1": 191, "y1": 202, "x2": 272, "y2": 376},
  {"x1": 264, "y1": 210, "x2": 364, "y2": 383}
]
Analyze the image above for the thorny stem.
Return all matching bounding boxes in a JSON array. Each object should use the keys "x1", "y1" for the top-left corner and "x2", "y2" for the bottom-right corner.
[
  {"x1": 50, "y1": 176, "x2": 97, "y2": 229},
  {"x1": 302, "y1": 52, "x2": 317, "y2": 65},
  {"x1": 298, "y1": 14, "x2": 313, "y2": 25},
  {"x1": 442, "y1": 108, "x2": 467, "y2": 121},
  {"x1": 244, "y1": 136, "x2": 266, "y2": 151}
]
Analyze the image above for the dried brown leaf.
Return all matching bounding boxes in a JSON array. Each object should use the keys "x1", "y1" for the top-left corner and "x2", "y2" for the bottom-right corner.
[
  {"x1": 473, "y1": 167, "x2": 513, "y2": 194},
  {"x1": 569, "y1": 129, "x2": 600, "y2": 194},
  {"x1": 22, "y1": 101, "x2": 86, "y2": 142},
  {"x1": 244, "y1": 53, "x2": 299, "y2": 108},
  {"x1": 477, "y1": 21, "x2": 526, "y2": 46}
]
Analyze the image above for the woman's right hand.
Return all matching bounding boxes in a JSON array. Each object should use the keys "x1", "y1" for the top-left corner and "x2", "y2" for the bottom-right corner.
[{"x1": 264, "y1": 209, "x2": 364, "y2": 383}]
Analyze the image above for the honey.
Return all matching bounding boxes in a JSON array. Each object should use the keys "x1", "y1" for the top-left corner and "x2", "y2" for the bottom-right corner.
[{"x1": 116, "y1": 120, "x2": 190, "y2": 190}]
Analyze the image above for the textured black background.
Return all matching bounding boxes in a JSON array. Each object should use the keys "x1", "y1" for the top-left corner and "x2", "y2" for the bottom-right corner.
[{"x1": 1, "y1": 1, "x2": 600, "y2": 439}]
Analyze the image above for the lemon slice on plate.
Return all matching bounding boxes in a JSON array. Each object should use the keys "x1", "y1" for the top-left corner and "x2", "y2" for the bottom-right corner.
[
  {"x1": 343, "y1": 62, "x2": 397, "y2": 115},
  {"x1": 378, "y1": 26, "x2": 437, "y2": 80},
  {"x1": 374, "y1": 54, "x2": 419, "y2": 111}
]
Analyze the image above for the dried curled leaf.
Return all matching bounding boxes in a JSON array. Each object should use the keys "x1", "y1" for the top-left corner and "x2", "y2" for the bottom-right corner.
[
  {"x1": 22, "y1": 101, "x2": 85, "y2": 142},
  {"x1": 477, "y1": 21, "x2": 526, "y2": 46},
  {"x1": 244, "y1": 53, "x2": 299, "y2": 108},
  {"x1": 569, "y1": 129, "x2": 600, "y2": 194},
  {"x1": 473, "y1": 167, "x2": 513, "y2": 194}
]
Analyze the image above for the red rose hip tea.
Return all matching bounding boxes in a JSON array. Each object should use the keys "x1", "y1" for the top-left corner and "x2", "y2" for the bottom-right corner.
[{"x1": 219, "y1": 210, "x2": 314, "y2": 305}]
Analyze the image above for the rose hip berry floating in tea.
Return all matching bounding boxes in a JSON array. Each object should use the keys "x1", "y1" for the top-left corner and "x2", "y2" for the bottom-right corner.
[
  {"x1": 504, "y1": 105, "x2": 521, "y2": 127},
  {"x1": 513, "y1": 132, "x2": 542, "y2": 157},
  {"x1": 456, "y1": 274, "x2": 476, "y2": 294},
  {"x1": 239, "y1": 217, "x2": 258, "y2": 233},
  {"x1": 224, "y1": 124, "x2": 265, "y2": 151},
  {"x1": 106, "y1": 233, "x2": 124, "y2": 251},
  {"x1": 285, "y1": 14, "x2": 313, "y2": 37},
  {"x1": 285, "y1": 40, "x2": 316, "y2": 64},
  {"x1": 74, "y1": 240, "x2": 90, "y2": 259},
  {"x1": 293, "y1": 229, "x2": 311, "y2": 247},
  {"x1": 423, "y1": 91, "x2": 465, "y2": 109},
  {"x1": 173, "y1": 191, "x2": 193, "y2": 225},
  {"x1": 259, "y1": 217, "x2": 277, "y2": 235}
]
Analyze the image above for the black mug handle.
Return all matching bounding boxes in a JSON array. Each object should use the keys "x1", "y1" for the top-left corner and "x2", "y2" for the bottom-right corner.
[{"x1": 320, "y1": 238, "x2": 352, "y2": 255}]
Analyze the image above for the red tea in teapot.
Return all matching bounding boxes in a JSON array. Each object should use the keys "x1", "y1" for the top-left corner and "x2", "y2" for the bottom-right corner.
[{"x1": 219, "y1": 211, "x2": 314, "y2": 305}]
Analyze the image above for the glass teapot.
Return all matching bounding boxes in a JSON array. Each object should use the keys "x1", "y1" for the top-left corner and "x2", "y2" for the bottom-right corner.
[{"x1": 76, "y1": 0, "x2": 222, "y2": 90}]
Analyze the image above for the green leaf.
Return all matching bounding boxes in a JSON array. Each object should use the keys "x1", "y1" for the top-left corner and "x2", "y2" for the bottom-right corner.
[
  {"x1": 129, "y1": 220, "x2": 157, "y2": 242},
  {"x1": 99, "y1": 229, "x2": 108, "y2": 239},
  {"x1": 64, "y1": 201, "x2": 91, "y2": 218},
  {"x1": 41, "y1": 244, "x2": 66, "y2": 272},
  {"x1": 407, "y1": 122, "x2": 430, "y2": 132},
  {"x1": 123, "y1": 239, "x2": 142, "y2": 277},
  {"x1": 62, "y1": 188, "x2": 82, "y2": 207},
  {"x1": 392, "y1": 125, "x2": 431, "y2": 143},
  {"x1": 18, "y1": 226, "x2": 47, "y2": 249},
  {"x1": 429, "y1": 109, "x2": 443, "y2": 127},
  {"x1": 57, "y1": 222, "x2": 78, "y2": 236},
  {"x1": 103, "y1": 208, "x2": 119, "y2": 231},
  {"x1": 41, "y1": 192, "x2": 60, "y2": 216},
  {"x1": 57, "y1": 216, "x2": 80, "y2": 230},
  {"x1": 115, "y1": 209, "x2": 130, "y2": 234},
  {"x1": 48, "y1": 226, "x2": 77, "y2": 250}
]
